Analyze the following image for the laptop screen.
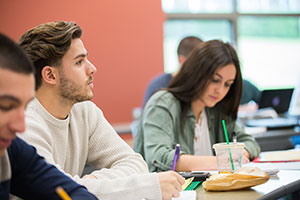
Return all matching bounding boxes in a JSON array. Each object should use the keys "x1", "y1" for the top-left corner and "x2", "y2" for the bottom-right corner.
[{"x1": 259, "y1": 88, "x2": 294, "y2": 114}]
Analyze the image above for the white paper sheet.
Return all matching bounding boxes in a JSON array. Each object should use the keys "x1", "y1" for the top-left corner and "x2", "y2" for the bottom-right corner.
[{"x1": 172, "y1": 190, "x2": 196, "y2": 200}]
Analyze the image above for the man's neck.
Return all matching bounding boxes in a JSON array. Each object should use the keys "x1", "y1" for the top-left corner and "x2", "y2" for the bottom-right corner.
[{"x1": 36, "y1": 87, "x2": 73, "y2": 119}]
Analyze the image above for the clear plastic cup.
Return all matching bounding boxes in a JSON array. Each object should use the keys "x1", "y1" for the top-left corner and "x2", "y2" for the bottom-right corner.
[{"x1": 213, "y1": 142, "x2": 245, "y2": 173}]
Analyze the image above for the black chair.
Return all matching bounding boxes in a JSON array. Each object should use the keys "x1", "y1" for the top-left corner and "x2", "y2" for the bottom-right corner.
[{"x1": 257, "y1": 179, "x2": 300, "y2": 200}]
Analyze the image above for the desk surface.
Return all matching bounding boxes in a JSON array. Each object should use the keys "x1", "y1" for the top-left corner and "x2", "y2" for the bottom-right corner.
[
  {"x1": 196, "y1": 170, "x2": 300, "y2": 200},
  {"x1": 254, "y1": 128, "x2": 300, "y2": 151},
  {"x1": 254, "y1": 128, "x2": 300, "y2": 139}
]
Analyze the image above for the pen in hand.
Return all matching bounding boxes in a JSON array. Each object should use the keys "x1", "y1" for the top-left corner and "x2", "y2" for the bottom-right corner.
[{"x1": 171, "y1": 144, "x2": 180, "y2": 171}]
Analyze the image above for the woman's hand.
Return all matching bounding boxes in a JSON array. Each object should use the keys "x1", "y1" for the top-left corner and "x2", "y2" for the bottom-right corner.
[{"x1": 242, "y1": 149, "x2": 250, "y2": 164}]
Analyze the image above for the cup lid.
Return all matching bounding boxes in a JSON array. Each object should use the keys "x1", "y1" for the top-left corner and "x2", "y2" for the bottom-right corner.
[{"x1": 212, "y1": 142, "x2": 245, "y2": 149}]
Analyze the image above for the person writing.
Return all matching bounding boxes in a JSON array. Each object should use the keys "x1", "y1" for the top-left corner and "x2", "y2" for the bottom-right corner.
[
  {"x1": 134, "y1": 40, "x2": 260, "y2": 172},
  {"x1": 0, "y1": 33, "x2": 97, "y2": 199},
  {"x1": 18, "y1": 21, "x2": 184, "y2": 200}
]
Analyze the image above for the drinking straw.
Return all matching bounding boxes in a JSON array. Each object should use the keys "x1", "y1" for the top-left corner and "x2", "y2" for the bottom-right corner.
[{"x1": 222, "y1": 120, "x2": 235, "y2": 171}]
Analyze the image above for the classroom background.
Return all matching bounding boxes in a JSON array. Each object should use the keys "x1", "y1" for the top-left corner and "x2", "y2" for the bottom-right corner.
[{"x1": 1, "y1": 0, "x2": 300, "y2": 140}]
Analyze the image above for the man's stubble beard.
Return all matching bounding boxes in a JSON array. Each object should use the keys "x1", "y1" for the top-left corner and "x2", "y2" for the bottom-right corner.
[{"x1": 58, "y1": 71, "x2": 93, "y2": 104}]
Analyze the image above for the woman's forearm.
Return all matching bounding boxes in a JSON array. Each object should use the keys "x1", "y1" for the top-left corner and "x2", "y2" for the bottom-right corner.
[{"x1": 175, "y1": 154, "x2": 218, "y2": 171}]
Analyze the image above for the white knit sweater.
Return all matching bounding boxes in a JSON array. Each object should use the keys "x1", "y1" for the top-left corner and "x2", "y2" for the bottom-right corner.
[{"x1": 19, "y1": 98, "x2": 161, "y2": 200}]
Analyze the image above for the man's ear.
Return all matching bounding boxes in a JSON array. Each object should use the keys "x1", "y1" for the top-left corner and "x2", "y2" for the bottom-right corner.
[
  {"x1": 178, "y1": 55, "x2": 187, "y2": 66},
  {"x1": 41, "y1": 66, "x2": 58, "y2": 85}
]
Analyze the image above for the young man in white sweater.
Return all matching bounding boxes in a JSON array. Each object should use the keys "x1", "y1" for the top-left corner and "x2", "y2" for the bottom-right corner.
[
  {"x1": 0, "y1": 32, "x2": 97, "y2": 200},
  {"x1": 18, "y1": 21, "x2": 184, "y2": 200}
]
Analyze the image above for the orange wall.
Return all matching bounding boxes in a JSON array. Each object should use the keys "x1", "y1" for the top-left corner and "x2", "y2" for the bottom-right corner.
[{"x1": 0, "y1": 1, "x2": 165, "y2": 125}]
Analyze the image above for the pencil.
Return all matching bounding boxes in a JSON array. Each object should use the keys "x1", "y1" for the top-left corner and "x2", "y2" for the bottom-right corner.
[{"x1": 56, "y1": 186, "x2": 72, "y2": 200}]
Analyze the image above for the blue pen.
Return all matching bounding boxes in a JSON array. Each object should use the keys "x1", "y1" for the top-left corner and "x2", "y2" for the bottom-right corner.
[{"x1": 171, "y1": 144, "x2": 180, "y2": 171}]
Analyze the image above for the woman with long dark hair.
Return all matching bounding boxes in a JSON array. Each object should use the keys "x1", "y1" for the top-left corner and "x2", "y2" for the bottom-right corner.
[{"x1": 134, "y1": 40, "x2": 260, "y2": 172}]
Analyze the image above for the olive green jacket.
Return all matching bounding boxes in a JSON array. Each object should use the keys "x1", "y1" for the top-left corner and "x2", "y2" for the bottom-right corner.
[{"x1": 134, "y1": 91, "x2": 260, "y2": 172}]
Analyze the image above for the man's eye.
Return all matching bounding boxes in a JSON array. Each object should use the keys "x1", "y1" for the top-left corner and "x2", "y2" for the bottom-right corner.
[
  {"x1": 0, "y1": 105, "x2": 15, "y2": 111},
  {"x1": 76, "y1": 60, "x2": 83, "y2": 65}
]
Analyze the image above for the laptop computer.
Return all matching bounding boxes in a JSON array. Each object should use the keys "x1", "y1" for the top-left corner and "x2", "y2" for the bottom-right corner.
[
  {"x1": 245, "y1": 88, "x2": 299, "y2": 129},
  {"x1": 258, "y1": 88, "x2": 294, "y2": 114}
]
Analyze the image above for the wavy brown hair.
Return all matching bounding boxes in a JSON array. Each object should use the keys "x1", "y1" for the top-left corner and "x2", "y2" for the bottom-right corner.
[{"x1": 19, "y1": 21, "x2": 82, "y2": 90}]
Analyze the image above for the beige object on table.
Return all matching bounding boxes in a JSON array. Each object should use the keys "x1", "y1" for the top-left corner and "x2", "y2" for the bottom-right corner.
[
  {"x1": 259, "y1": 149, "x2": 300, "y2": 161},
  {"x1": 203, "y1": 166, "x2": 270, "y2": 191}
]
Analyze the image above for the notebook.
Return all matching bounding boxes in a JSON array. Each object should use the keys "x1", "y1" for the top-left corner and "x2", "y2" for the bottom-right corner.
[{"x1": 259, "y1": 88, "x2": 294, "y2": 114}]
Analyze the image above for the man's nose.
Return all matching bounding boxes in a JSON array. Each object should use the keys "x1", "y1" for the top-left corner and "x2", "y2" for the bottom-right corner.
[
  {"x1": 9, "y1": 108, "x2": 26, "y2": 134},
  {"x1": 87, "y1": 60, "x2": 97, "y2": 75}
]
